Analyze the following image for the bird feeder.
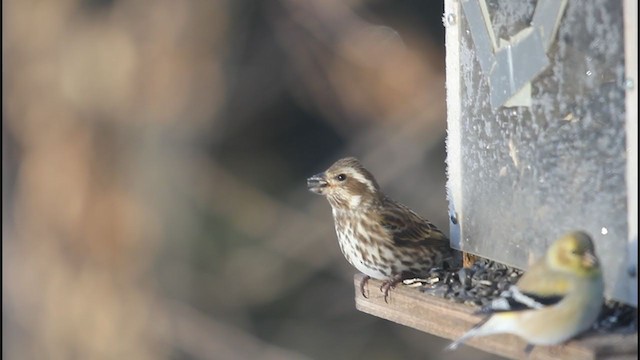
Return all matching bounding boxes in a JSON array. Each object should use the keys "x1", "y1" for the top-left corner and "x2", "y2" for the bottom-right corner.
[{"x1": 355, "y1": 0, "x2": 638, "y2": 358}]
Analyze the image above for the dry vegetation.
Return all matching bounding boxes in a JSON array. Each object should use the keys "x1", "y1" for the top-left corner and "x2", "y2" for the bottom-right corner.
[{"x1": 3, "y1": 1, "x2": 486, "y2": 359}]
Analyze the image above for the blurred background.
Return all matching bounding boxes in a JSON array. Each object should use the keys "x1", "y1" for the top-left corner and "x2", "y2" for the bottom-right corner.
[{"x1": 3, "y1": 0, "x2": 493, "y2": 359}]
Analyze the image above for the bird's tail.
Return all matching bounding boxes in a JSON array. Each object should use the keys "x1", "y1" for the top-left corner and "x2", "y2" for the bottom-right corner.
[{"x1": 444, "y1": 315, "x2": 491, "y2": 351}]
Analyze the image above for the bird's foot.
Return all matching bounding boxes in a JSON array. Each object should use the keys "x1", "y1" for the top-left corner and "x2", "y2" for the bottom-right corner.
[
  {"x1": 379, "y1": 276, "x2": 406, "y2": 304},
  {"x1": 523, "y1": 343, "x2": 535, "y2": 358},
  {"x1": 359, "y1": 275, "x2": 371, "y2": 298}
]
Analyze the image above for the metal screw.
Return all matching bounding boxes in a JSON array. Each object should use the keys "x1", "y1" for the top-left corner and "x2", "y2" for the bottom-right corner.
[
  {"x1": 450, "y1": 211, "x2": 459, "y2": 225},
  {"x1": 624, "y1": 78, "x2": 634, "y2": 90},
  {"x1": 627, "y1": 265, "x2": 636, "y2": 278},
  {"x1": 443, "y1": 13, "x2": 456, "y2": 27}
]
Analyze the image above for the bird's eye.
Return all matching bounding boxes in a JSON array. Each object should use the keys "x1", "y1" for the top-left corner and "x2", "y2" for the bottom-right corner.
[{"x1": 336, "y1": 174, "x2": 347, "y2": 181}]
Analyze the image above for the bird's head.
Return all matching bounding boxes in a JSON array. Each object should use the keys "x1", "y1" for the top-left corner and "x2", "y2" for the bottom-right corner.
[
  {"x1": 547, "y1": 231, "x2": 601, "y2": 277},
  {"x1": 307, "y1": 157, "x2": 381, "y2": 210}
]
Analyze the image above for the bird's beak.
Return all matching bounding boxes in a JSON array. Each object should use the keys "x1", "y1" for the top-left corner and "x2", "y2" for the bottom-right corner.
[
  {"x1": 307, "y1": 173, "x2": 328, "y2": 194},
  {"x1": 582, "y1": 251, "x2": 599, "y2": 269}
]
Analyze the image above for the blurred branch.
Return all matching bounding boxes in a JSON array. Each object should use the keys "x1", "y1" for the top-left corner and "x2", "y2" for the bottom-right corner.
[
  {"x1": 188, "y1": 156, "x2": 344, "y2": 291},
  {"x1": 156, "y1": 299, "x2": 311, "y2": 360}
]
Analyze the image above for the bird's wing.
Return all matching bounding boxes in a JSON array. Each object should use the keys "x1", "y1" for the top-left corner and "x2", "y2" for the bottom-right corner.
[
  {"x1": 476, "y1": 262, "x2": 569, "y2": 315},
  {"x1": 378, "y1": 199, "x2": 449, "y2": 248},
  {"x1": 476, "y1": 286, "x2": 565, "y2": 315}
]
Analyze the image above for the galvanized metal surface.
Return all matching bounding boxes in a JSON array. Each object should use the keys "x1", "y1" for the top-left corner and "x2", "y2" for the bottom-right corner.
[{"x1": 446, "y1": 0, "x2": 634, "y2": 305}]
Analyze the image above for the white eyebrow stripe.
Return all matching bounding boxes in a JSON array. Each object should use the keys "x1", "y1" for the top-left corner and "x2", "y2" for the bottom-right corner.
[{"x1": 346, "y1": 168, "x2": 376, "y2": 193}]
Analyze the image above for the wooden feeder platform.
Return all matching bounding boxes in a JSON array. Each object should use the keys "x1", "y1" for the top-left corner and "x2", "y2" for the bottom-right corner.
[{"x1": 354, "y1": 274, "x2": 638, "y2": 360}]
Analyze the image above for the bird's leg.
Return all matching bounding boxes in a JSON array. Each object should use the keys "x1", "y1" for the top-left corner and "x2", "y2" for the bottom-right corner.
[
  {"x1": 379, "y1": 272, "x2": 413, "y2": 304},
  {"x1": 359, "y1": 275, "x2": 371, "y2": 298},
  {"x1": 523, "y1": 343, "x2": 535, "y2": 358}
]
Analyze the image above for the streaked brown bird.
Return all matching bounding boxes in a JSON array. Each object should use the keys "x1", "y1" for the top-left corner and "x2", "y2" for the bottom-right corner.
[{"x1": 307, "y1": 157, "x2": 456, "y2": 301}]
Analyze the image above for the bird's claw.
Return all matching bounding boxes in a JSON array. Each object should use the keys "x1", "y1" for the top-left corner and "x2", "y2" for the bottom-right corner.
[
  {"x1": 379, "y1": 273, "x2": 413, "y2": 303},
  {"x1": 360, "y1": 275, "x2": 371, "y2": 298},
  {"x1": 380, "y1": 280, "x2": 399, "y2": 304}
]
